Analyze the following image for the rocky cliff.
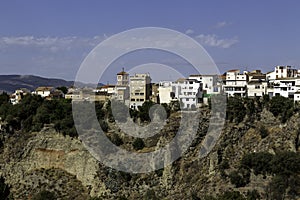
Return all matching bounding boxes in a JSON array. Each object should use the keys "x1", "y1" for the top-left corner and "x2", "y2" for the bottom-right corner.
[{"x1": 0, "y1": 108, "x2": 299, "y2": 199}]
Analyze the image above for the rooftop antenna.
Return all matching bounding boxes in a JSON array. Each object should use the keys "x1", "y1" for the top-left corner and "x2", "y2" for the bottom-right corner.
[{"x1": 122, "y1": 67, "x2": 124, "y2": 72}]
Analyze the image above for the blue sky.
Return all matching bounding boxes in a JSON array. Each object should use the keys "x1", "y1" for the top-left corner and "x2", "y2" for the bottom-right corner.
[{"x1": 1, "y1": 1, "x2": 300, "y2": 83}]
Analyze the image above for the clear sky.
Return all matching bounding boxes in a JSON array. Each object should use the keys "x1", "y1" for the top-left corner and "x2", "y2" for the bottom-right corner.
[{"x1": 1, "y1": 0, "x2": 300, "y2": 83}]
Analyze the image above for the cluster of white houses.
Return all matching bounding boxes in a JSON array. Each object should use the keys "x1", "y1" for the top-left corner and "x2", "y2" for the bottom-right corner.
[{"x1": 9, "y1": 65, "x2": 300, "y2": 109}]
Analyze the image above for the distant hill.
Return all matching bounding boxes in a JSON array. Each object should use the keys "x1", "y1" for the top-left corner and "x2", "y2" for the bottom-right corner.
[{"x1": 0, "y1": 75, "x2": 74, "y2": 93}]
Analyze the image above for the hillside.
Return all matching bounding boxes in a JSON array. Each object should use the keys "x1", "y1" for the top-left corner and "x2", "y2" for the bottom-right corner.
[
  {"x1": 0, "y1": 96, "x2": 300, "y2": 199},
  {"x1": 0, "y1": 75, "x2": 74, "y2": 93}
]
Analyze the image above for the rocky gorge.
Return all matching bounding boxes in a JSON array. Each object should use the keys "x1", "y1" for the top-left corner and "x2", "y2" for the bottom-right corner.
[{"x1": 0, "y1": 100, "x2": 300, "y2": 199}]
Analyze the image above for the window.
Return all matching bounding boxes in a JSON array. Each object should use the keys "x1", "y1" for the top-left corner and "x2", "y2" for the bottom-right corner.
[
  {"x1": 255, "y1": 85, "x2": 260, "y2": 89},
  {"x1": 189, "y1": 87, "x2": 193, "y2": 89},
  {"x1": 131, "y1": 98, "x2": 135, "y2": 101},
  {"x1": 186, "y1": 98, "x2": 189, "y2": 101}
]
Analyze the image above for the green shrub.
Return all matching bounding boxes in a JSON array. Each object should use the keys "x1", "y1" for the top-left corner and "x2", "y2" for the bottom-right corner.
[
  {"x1": 240, "y1": 152, "x2": 274, "y2": 176},
  {"x1": 218, "y1": 191, "x2": 246, "y2": 200},
  {"x1": 259, "y1": 125, "x2": 269, "y2": 139},
  {"x1": 246, "y1": 189, "x2": 260, "y2": 200},
  {"x1": 32, "y1": 190, "x2": 56, "y2": 200},
  {"x1": 132, "y1": 138, "x2": 145, "y2": 150},
  {"x1": 229, "y1": 169, "x2": 250, "y2": 187}
]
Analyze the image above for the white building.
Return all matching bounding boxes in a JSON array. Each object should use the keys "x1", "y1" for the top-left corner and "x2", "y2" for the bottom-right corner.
[
  {"x1": 294, "y1": 91, "x2": 300, "y2": 102},
  {"x1": 189, "y1": 74, "x2": 222, "y2": 104},
  {"x1": 172, "y1": 78, "x2": 203, "y2": 109},
  {"x1": 10, "y1": 88, "x2": 30, "y2": 105},
  {"x1": 266, "y1": 66, "x2": 298, "y2": 82},
  {"x1": 273, "y1": 78, "x2": 300, "y2": 98},
  {"x1": 223, "y1": 70, "x2": 248, "y2": 97},
  {"x1": 32, "y1": 86, "x2": 54, "y2": 98},
  {"x1": 115, "y1": 69, "x2": 130, "y2": 103},
  {"x1": 98, "y1": 85, "x2": 116, "y2": 95},
  {"x1": 158, "y1": 81, "x2": 174, "y2": 104},
  {"x1": 247, "y1": 70, "x2": 268, "y2": 97},
  {"x1": 129, "y1": 73, "x2": 151, "y2": 109}
]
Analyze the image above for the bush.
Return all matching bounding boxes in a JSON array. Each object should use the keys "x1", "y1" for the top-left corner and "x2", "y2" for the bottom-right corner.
[
  {"x1": 246, "y1": 189, "x2": 260, "y2": 200},
  {"x1": 270, "y1": 151, "x2": 300, "y2": 176},
  {"x1": 110, "y1": 133, "x2": 123, "y2": 146},
  {"x1": 259, "y1": 125, "x2": 269, "y2": 139},
  {"x1": 99, "y1": 120, "x2": 108, "y2": 132},
  {"x1": 218, "y1": 191, "x2": 246, "y2": 200},
  {"x1": 32, "y1": 190, "x2": 56, "y2": 200},
  {"x1": 229, "y1": 169, "x2": 250, "y2": 187},
  {"x1": 132, "y1": 138, "x2": 145, "y2": 150},
  {"x1": 240, "y1": 152, "x2": 274, "y2": 176}
]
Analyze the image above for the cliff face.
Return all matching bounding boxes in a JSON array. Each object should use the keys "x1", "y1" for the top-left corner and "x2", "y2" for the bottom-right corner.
[{"x1": 0, "y1": 109, "x2": 299, "y2": 199}]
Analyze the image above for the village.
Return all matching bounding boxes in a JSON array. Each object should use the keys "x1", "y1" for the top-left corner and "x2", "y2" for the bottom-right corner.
[{"x1": 8, "y1": 65, "x2": 300, "y2": 109}]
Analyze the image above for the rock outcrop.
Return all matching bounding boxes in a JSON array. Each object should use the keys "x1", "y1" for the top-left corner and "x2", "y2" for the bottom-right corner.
[{"x1": 0, "y1": 108, "x2": 299, "y2": 199}]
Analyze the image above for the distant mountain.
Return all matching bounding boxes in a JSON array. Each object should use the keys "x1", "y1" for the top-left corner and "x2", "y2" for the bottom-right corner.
[{"x1": 0, "y1": 75, "x2": 74, "y2": 93}]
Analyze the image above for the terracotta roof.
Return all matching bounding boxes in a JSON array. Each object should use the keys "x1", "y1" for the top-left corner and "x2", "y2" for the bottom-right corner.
[
  {"x1": 248, "y1": 80, "x2": 266, "y2": 85},
  {"x1": 227, "y1": 69, "x2": 240, "y2": 72},
  {"x1": 250, "y1": 75, "x2": 266, "y2": 79},
  {"x1": 35, "y1": 86, "x2": 53, "y2": 91},
  {"x1": 101, "y1": 85, "x2": 116, "y2": 88},
  {"x1": 117, "y1": 68, "x2": 128, "y2": 75},
  {"x1": 117, "y1": 71, "x2": 128, "y2": 75},
  {"x1": 175, "y1": 78, "x2": 187, "y2": 83}
]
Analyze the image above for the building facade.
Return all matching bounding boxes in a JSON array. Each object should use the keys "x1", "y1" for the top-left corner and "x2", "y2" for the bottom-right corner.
[
  {"x1": 129, "y1": 73, "x2": 151, "y2": 109},
  {"x1": 158, "y1": 81, "x2": 174, "y2": 104},
  {"x1": 223, "y1": 70, "x2": 248, "y2": 97},
  {"x1": 115, "y1": 69, "x2": 130, "y2": 103},
  {"x1": 172, "y1": 78, "x2": 203, "y2": 109}
]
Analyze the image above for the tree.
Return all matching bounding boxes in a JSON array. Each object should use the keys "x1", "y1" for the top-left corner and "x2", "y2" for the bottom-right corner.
[
  {"x1": 269, "y1": 96, "x2": 294, "y2": 123},
  {"x1": 226, "y1": 96, "x2": 246, "y2": 123},
  {"x1": 0, "y1": 93, "x2": 9, "y2": 105},
  {"x1": 138, "y1": 101, "x2": 155, "y2": 122},
  {"x1": 56, "y1": 86, "x2": 68, "y2": 94}
]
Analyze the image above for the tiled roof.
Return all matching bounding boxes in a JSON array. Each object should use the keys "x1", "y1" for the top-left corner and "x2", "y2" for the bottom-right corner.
[
  {"x1": 117, "y1": 71, "x2": 128, "y2": 75},
  {"x1": 35, "y1": 86, "x2": 53, "y2": 91}
]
